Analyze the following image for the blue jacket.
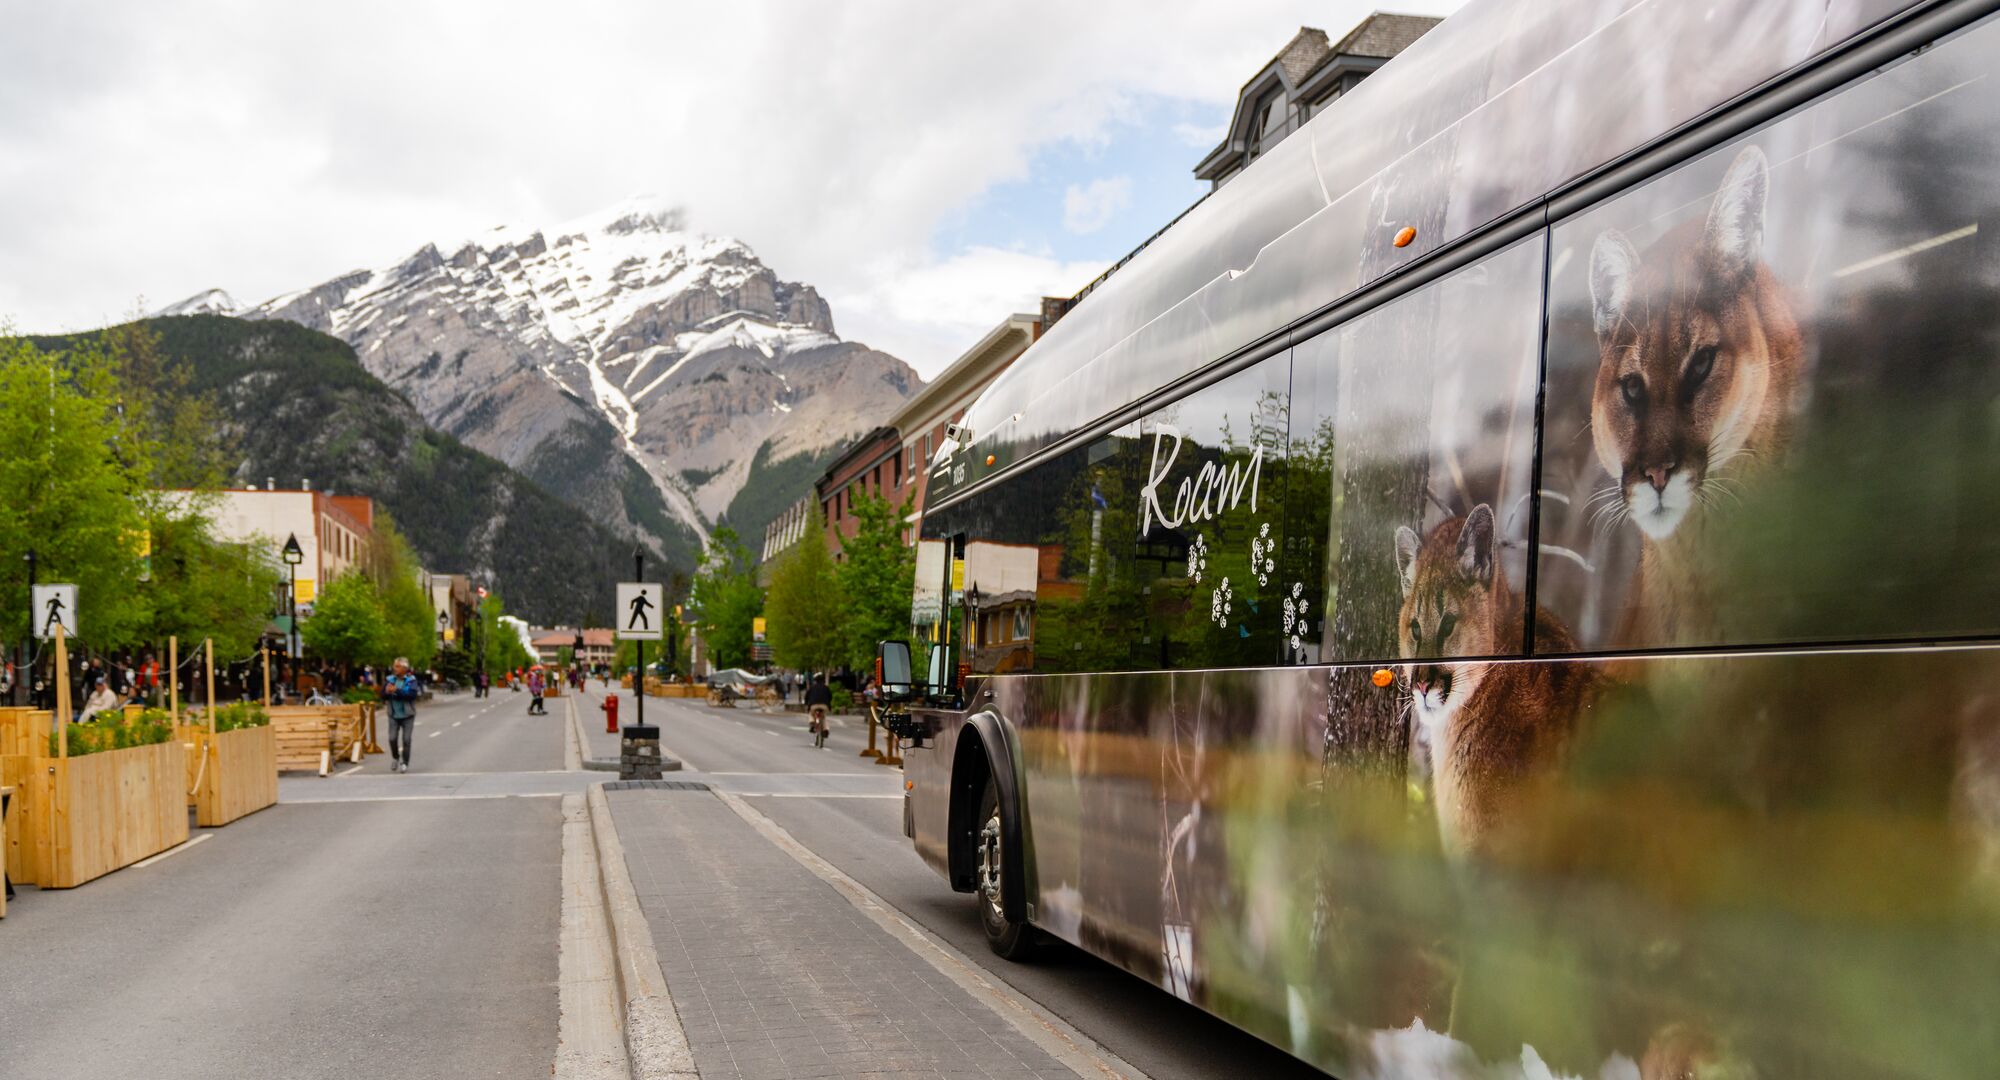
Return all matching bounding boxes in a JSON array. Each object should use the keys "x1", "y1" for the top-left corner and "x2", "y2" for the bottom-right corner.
[{"x1": 382, "y1": 673, "x2": 420, "y2": 720}]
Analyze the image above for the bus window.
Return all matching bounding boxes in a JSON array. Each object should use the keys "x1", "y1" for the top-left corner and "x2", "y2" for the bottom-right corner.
[
  {"x1": 1286, "y1": 238, "x2": 1545, "y2": 669},
  {"x1": 1536, "y1": 16, "x2": 2000, "y2": 653},
  {"x1": 1129, "y1": 356, "x2": 1292, "y2": 670}
]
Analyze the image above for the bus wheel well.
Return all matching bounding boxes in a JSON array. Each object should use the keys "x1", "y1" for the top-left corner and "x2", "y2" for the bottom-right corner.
[{"x1": 947, "y1": 732, "x2": 992, "y2": 893}]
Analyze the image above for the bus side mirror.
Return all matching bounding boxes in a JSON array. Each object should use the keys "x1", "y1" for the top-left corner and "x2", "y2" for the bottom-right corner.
[{"x1": 876, "y1": 640, "x2": 914, "y2": 703}]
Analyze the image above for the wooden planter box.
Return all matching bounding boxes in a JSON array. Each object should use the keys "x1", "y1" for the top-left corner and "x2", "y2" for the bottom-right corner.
[
  {"x1": 0, "y1": 707, "x2": 47, "y2": 758},
  {"x1": 268, "y1": 705, "x2": 366, "y2": 772},
  {"x1": 1, "y1": 740, "x2": 189, "y2": 889},
  {"x1": 176, "y1": 724, "x2": 277, "y2": 826}
]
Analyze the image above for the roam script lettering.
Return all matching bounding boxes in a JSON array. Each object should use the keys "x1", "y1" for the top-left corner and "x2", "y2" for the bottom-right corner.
[{"x1": 1139, "y1": 423, "x2": 1262, "y2": 537}]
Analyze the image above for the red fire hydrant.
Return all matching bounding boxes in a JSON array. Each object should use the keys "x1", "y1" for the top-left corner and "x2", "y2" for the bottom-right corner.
[{"x1": 601, "y1": 693, "x2": 619, "y2": 733}]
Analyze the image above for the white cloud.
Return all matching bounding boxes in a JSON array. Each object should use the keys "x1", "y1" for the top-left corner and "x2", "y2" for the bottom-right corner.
[
  {"x1": 1172, "y1": 121, "x2": 1228, "y2": 148},
  {"x1": 834, "y1": 246, "x2": 1105, "y2": 375},
  {"x1": 1062, "y1": 176, "x2": 1133, "y2": 236},
  {"x1": 0, "y1": 0, "x2": 1468, "y2": 378}
]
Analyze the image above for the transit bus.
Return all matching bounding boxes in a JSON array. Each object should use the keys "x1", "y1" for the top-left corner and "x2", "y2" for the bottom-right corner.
[{"x1": 875, "y1": 0, "x2": 2000, "y2": 1075}]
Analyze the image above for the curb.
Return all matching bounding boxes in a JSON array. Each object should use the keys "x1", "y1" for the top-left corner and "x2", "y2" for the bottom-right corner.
[
  {"x1": 588, "y1": 783, "x2": 698, "y2": 1079},
  {"x1": 569, "y1": 689, "x2": 684, "y2": 774}
]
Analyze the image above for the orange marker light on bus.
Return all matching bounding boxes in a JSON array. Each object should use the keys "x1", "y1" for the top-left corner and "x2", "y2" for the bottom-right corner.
[
  {"x1": 985, "y1": 454, "x2": 996, "y2": 466},
  {"x1": 1371, "y1": 668, "x2": 1395, "y2": 688},
  {"x1": 1393, "y1": 226, "x2": 1417, "y2": 248}
]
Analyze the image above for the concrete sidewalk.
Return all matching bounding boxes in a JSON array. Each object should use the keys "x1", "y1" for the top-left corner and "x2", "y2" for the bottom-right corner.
[{"x1": 608, "y1": 787, "x2": 1078, "y2": 1080}]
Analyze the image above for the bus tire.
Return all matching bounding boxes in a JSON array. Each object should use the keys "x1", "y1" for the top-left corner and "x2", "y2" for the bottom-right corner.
[{"x1": 975, "y1": 771, "x2": 1035, "y2": 960}]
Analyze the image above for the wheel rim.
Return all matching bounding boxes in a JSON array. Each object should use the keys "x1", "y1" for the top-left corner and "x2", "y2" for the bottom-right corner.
[{"x1": 977, "y1": 810, "x2": 1004, "y2": 921}]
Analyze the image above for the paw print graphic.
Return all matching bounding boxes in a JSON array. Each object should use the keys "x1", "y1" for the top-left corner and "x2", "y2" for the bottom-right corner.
[
  {"x1": 1283, "y1": 582, "x2": 1311, "y2": 655},
  {"x1": 1186, "y1": 534, "x2": 1209, "y2": 584},
  {"x1": 1249, "y1": 522, "x2": 1275, "y2": 587},
  {"x1": 1210, "y1": 577, "x2": 1233, "y2": 628}
]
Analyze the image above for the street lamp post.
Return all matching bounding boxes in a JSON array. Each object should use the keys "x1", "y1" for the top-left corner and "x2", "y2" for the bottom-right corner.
[
  {"x1": 475, "y1": 585, "x2": 489, "y2": 696},
  {"x1": 281, "y1": 533, "x2": 304, "y2": 697}
]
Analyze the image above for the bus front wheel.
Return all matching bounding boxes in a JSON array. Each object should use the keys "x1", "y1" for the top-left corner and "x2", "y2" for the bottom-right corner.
[{"x1": 975, "y1": 772, "x2": 1035, "y2": 960}]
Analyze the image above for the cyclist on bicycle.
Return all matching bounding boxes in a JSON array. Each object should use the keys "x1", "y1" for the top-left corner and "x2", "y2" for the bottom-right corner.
[{"x1": 804, "y1": 674, "x2": 833, "y2": 749}]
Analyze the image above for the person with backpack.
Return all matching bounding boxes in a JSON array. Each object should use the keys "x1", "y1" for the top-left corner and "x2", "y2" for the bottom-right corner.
[
  {"x1": 382, "y1": 657, "x2": 421, "y2": 773},
  {"x1": 804, "y1": 674, "x2": 833, "y2": 749}
]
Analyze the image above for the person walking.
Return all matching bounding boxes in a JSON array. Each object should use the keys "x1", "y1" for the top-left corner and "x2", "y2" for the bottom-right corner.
[
  {"x1": 527, "y1": 667, "x2": 546, "y2": 715},
  {"x1": 804, "y1": 674, "x2": 833, "y2": 749},
  {"x1": 382, "y1": 657, "x2": 421, "y2": 773}
]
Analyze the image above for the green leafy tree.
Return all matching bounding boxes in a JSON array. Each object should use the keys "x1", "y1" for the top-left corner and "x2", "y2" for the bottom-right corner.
[
  {"x1": 835, "y1": 489, "x2": 915, "y2": 670},
  {"x1": 475, "y1": 592, "x2": 533, "y2": 674},
  {"x1": 435, "y1": 642, "x2": 475, "y2": 684},
  {"x1": 142, "y1": 508, "x2": 284, "y2": 658},
  {"x1": 765, "y1": 504, "x2": 846, "y2": 673},
  {"x1": 301, "y1": 571, "x2": 389, "y2": 669},
  {"x1": 365, "y1": 515, "x2": 438, "y2": 669},
  {"x1": 613, "y1": 619, "x2": 685, "y2": 676},
  {"x1": 689, "y1": 527, "x2": 761, "y2": 669},
  {"x1": 0, "y1": 337, "x2": 150, "y2": 650}
]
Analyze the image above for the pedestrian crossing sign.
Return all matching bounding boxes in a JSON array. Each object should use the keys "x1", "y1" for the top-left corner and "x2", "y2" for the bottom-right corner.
[
  {"x1": 617, "y1": 582, "x2": 664, "y2": 641},
  {"x1": 32, "y1": 584, "x2": 78, "y2": 639}
]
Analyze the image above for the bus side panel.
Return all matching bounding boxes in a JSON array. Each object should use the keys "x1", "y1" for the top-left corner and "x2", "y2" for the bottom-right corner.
[
  {"x1": 904, "y1": 706, "x2": 961, "y2": 881},
  {"x1": 999, "y1": 647, "x2": 2000, "y2": 1079}
]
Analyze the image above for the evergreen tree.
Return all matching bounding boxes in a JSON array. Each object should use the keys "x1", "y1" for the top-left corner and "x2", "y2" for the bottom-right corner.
[
  {"x1": 689, "y1": 527, "x2": 760, "y2": 669},
  {"x1": 835, "y1": 488, "x2": 915, "y2": 670},
  {"x1": 765, "y1": 504, "x2": 846, "y2": 673}
]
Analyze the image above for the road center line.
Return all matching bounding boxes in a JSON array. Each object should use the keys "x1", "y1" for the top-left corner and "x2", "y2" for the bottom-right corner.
[
  {"x1": 428, "y1": 730, "x2": 443, "y2": 738},
  {"x1": 133, "y1": 833, "x2": 213, "y2": 868},
  {"x1": 452, "y1": 721, "x2": 462, "y2": 727}
]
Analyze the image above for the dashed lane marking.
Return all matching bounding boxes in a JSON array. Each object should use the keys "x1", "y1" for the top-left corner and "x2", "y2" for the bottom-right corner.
[
  {"x1": 452, "y1": 721, "x2": 462, "y2": 727},
  {"x1": 428, "y1": 730, "x2": 443, "y2": 738}
]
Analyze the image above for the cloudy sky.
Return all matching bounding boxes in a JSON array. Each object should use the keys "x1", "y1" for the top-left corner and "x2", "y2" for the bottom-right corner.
[{"x1": 0, "y1": 0, "x2": 1464, "y2": 377}]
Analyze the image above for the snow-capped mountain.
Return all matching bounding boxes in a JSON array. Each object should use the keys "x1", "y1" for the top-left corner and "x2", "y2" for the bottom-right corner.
[
  {"x1": 151, "y1": 288, "x2": 241, "y2": 317},
  {"x1": 165, "y1": 201, "x2": 922, "y2": 563}
]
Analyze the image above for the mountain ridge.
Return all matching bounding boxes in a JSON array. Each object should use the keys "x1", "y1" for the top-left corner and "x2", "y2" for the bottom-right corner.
[
  {"x1": 27, "y1": 314, "x2": 661, "y2": 625},
  {"x1": 157, "y1": 200, "x2": 921, "y2": 552}
]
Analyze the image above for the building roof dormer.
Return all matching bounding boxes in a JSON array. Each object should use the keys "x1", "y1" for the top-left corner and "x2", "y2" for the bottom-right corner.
[{"x1": 1194, "y1": 12, "x2": 1441, "y2": 190}]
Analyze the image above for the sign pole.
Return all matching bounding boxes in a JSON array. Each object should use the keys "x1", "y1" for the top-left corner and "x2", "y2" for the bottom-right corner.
[
  {"x1": 261, "y1": 646, "x2": 271, "y2": 707},
  {"x1": 205, "y1": 638, "x2": 216, "y2": 735},
  {"x1": 53, "y1": 623, "x2": 69, "y2": 761},
  {"x1": 634, "y1": 551, "x2": 645, "y2": 732},
  {"x1": 169, "y1": 636, "x2": 179, "y2": 724}
]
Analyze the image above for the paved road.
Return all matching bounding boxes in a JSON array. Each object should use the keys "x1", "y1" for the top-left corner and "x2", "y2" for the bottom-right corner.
[
  {"x1": 0, "y1": 691, "x2": 564, "y2": 1080},
  {"x1": 0, "y1": 681, "x2": 1326, "y2": 1080},
  {"x1": 576, "y1": 685, "x2": 1324, "y2": 1080}
]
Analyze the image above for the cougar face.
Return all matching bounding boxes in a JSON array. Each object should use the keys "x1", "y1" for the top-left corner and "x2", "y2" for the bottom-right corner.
[
  {"x1": 1395, "y1": 505, "x2": 1501, "y2": 747},
  {"x1": 1588, "y1": 145, "x2": 1796, "y2": 542}
]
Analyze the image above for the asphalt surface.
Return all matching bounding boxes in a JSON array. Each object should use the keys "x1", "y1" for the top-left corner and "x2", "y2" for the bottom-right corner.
[
  {"x1": 576, "y1": 685, "x2": 1325, "y2": 1080},
  {"x1": 0, "y1": 691, "x2": 564, "y2": 1080},
  {"x1": 0, "y1": 682, "x2": 1325, "y2": 1080}
]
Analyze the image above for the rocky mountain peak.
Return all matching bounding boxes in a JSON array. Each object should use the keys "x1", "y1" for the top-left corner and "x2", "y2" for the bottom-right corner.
[{"x1": 193, "y1": 198, "x2": 920, "y2": 566}]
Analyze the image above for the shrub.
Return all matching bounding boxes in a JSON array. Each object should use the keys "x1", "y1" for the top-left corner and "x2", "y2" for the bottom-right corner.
[
  {"x1": 342, "y1": 687, "x2": 379, "y2": 704},
  {"x1": 49, "y1": 711, "x2": 174, "y2": 757},
  {"x1": 213, "y1": 702, "x2": 270, "y2": 731},
  {"x1": 831, "y1": 687, "x2": 854, "y2": 713}
]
